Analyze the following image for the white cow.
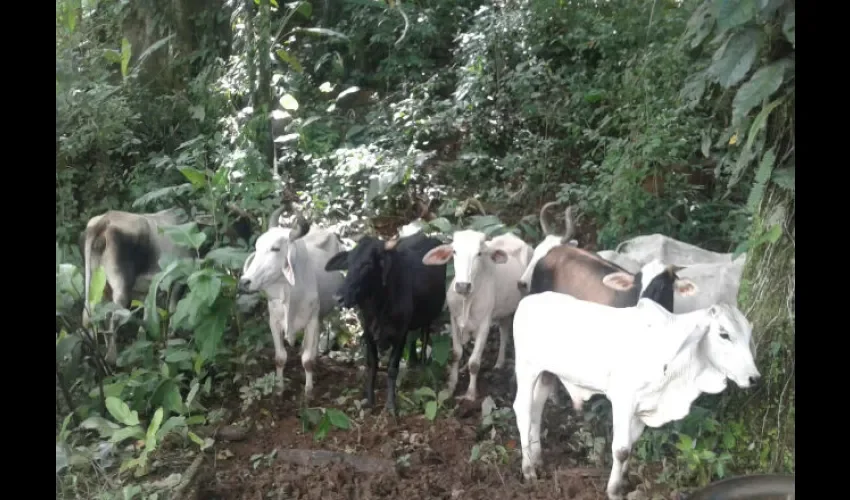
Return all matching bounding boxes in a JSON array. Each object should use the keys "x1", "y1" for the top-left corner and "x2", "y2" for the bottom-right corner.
[
  {"x1": 615, "y1": 233, "x2": 741, "y2": 267},
  {"x1": 422, "y1": 230, "x2": 533, "y2": 401},
  {"x1": 237, "y1": 217, "x2": 344, "y2": 398},
  {"x1": 81, "y1": 208, "x2": 193, "y2": 364},
  {"x1": 512, "y1": 271, "x2": 760, "y2": 500},
  {"x1": 517, "y1": 202, "x2": 578, "y2": 293}
]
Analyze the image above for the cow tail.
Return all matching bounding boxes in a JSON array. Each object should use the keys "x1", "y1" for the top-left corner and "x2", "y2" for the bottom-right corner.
[{"x1": 82, "y1": 219, "x2": 108, "y2": 326}]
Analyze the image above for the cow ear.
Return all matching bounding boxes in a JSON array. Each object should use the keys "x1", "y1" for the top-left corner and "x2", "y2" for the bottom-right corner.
[
  {"x1": 674, "y1": 278, "x2": 698, "y2": 297},
  {"x1": 661, "y1": 323, "x2": 710, "y2": 369},
  {"x1": 281, "y1": 247, "x2": 296, "y2": 285},
  {"x1": 422, "y1": 244, "x2": 453, "y2": 265},
  {"x1": 325, "y1": 251, "x2": 349, "y2": 271},
  {"x1": 601, "y1": 271, "x2": 636, "y2": 291},
  {"x1": 243, "y1": 251, "x2": 256, "y2": 274},
  {"x1": 489, "y1": 249, "x2": 508, "y2": 264}
]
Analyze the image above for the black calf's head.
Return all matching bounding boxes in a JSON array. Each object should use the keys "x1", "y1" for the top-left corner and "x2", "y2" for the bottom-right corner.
[
  {"x1": 601, "y1": 258, "x2": 699, "y2": 312},
  {"x1": 325, "y1": 236, "x2": 399, "y2": 308}
]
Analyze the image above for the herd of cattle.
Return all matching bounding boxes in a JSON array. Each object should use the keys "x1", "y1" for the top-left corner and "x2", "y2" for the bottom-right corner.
[{"x1": 77, "y1": 202, "x2": 760, "y2": 500}]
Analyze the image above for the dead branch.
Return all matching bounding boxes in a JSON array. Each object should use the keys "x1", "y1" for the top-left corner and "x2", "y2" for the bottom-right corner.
[{"x1": 172, "y1": 451, "x2": 206, "y2": 500}]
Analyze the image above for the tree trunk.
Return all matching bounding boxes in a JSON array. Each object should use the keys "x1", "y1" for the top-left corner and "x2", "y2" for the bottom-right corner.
[{"x1": 728, "y1": 184, "x2": 795, "y2": 473}]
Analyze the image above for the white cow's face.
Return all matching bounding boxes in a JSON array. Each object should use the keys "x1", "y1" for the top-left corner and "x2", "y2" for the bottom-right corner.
[
  {"x1": 239, "y1": 227, "x2": 295, "y2": 293},
  {"x1": 517, "y1": 235, "x2": 564, "y2": 291},
  {"x1": 703, "y1": 304, "x2": 761, "y2": 388},
  {"x1": 422, "y1": 230, "x2": 507, "y2": 296}
]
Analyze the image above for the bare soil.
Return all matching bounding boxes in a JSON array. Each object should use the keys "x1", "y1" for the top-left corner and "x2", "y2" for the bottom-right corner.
[{"x1": 192, "y1": 335, "x2": 662, "y2": 500}]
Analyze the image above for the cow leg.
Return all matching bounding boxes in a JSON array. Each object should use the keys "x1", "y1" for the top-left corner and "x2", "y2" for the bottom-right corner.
[
  {"x1": 447, "y1": 314, "x2": 463, "y2": 395},
  {"x1": 406, "y1": 330, "x2": 419, "y2": 367},
  {"x1": 461, "y1": 320, "x2": 491, "y2": 401},
  {"x1": 529, "y1": 372, "x2": 555, "y2": 467},
  {"x1": 385, "y1": 329, "x2": 408, "y2": 416},
  {"x1": 513, "y1": 367, "x2": 538, "y2": 481},
  {"x1": 268, "y1": 301, "x2": 287, "y2": 396},
  {"x1": 301, "y1": 314, "x2": 321, "y2": 400},
  {"x1": 105, "y1": 275, "x2": 133, "y2": 366},
  {"x1": 494, "y1": 315, "x2": 512, "y2": 370},
  {"x1": 421, "y1": 325, "x2": 432, "y2": 365},
  {"x1": 606, "y1": 399, "x2": 644, "y2": 500},
  {"x1": 362, "y1": 317, "x2": 378, "y2": 408}
]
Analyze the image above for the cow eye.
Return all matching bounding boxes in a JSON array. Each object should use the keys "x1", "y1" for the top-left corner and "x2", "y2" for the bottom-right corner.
[
  {"x1": 719, "y1": 332, "x2": 730, "y2": 341},
  {"x1": 270, "y1": 247, "x2": 280, "y2": 252}
]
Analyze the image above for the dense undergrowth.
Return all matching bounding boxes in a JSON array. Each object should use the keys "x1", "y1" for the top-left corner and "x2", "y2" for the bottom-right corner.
[{"x1": 56, "y1": 0, "x2": 794, "y2": 497}]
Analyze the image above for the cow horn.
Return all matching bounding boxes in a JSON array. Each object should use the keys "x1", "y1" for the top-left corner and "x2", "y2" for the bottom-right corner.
[
  {"x1": 561, "y1": 205, "x2": 577, "y2": 244},
  {"x1": 289, "y1": 215, "x2": 311, "y2": 241},
  {"x1": 267, "y1": 207, "x2": 286, "y2": 231},
  {"x1": 539, "y1": 201, "x2": 560, "y2": 236}
]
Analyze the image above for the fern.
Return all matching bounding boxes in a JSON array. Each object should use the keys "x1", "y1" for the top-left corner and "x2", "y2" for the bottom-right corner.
[{"x1": 745, "y1": 148, "x2": 776, "y2": 212}]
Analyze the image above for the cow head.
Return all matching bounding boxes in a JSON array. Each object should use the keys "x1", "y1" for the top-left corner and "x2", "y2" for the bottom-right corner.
[
  {"x1": 325, "y1": 236, "x2": 395, "y2": 308},
  {"x1": 517, "y1": 203, "x2": 578, "y2": 293},
  {"x1": 237, "y1": 217, "x2": 310, "y2": 293},
  {"x1": 601, "y1": 259, "x2": 698, "y2": 311},
  {"x1": 699, "y1": 303, "x2": 761, "y2": 388},
  {"x1": 422, "y1": 230, "x2": 508, "y2": 296}
]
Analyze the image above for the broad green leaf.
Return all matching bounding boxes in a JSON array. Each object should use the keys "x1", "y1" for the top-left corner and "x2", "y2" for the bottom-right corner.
[
  {"x1": 79, "y1": 416, "x2": 121, "y2": 438},
  {"x1": 335, "y1": 86, "x2": 361, "y2": 102},
  {"x1": 746, "y1": 148, "x2": 776, "y2": 212},
  {"x1": 274, "y1": 133, "x2": 300, "y2": 144},
  {"x1": 165, "y1": 349, "x2": 193, "y2": 363},
  {"x1": 56, "y1": 333, "x2": 82, "y2": 362},
  {"x1": 729, "y1": 96, "x2": 785, "y2": 190},
  {"x1": 204, "y1": 247, "x2": 250, "y2": 270},
  {"x1": 185, "y1": 380, "x2": 201, "y2": 408},
  {"x1": 428, "y1": 217, "x2": 452, "y2": 234},
  {"x1": 683, "y1": 2, "x2": 714, "y2": 49},
  {"x1": 132, "y1": 184, "x2": 193, "y2": 209},
  {"x1": 782, "y1": 10, "x2": 795, "y2": 47},
  {"x1": 276, "y1": 49, "x2": 304, "y2": 73},
  {"x1": 469, "y1": 444, "x2": 481, "y2": 462},
  {"x1": 280, "y1": 94, "x2": 300, "y2": 111},
  {"x1": 713, "y1": 0, "x2": 757, "y2": 32},
  {"x1": 300, "y1": 116, "x2": 323, "y2": 130},
  {"x1": 157, "y1": 416, "x2": 187, "y2": 441},
  {"x1": 187, "y1": 431, "x2": 205, "y2": 447},
  {"x1": 121, "y1": 38, "x2": 132, "y2": 78},
  {"x1": 195, "y1": 305, "x2": 230, "y2": 361},
  {"x1": 437, "y1": 389, "x2": 451, "y2": 405},
  {"x1": 110, "y1": 426, "x2": 145, "y2": 444},
  {"x1": 188, "y1": 271, "x2": 222, "y2": 307},
  {"x1": 146, "y1": 408, "x2": 164, "y2": 450},
  {"x1": 326, "y1": 408, "x2": 350, "y2": 429},
  {"x1": 162, "y1": 222, "x2": 207, "y2": 250},
  {"x1": 413, "y1": 387, "x2": 437, "y2": 400},
  {"x1": 104, "y1": 49, "x2": 122, "y2": 64},
  {"x1": 732, "y1": 241, "x2": 748, "y2": 260},
  {"x1": 106, "y1": 396, "x2": 140, "y2": 426},
  {"x1": 679, "y1": 71, "x2": 708, "y2": 108},
  {"x1": 151, "y1": 379, "x2": 185, "y2": 416},
  {"x1": 179, "y1": 167, "x2": 207, "y2": 188},
  {"x1": 212, "y1": 168, "x2": 228, "y2": 187},
  {"x1": 424, "y1": 401, "x2": 438, "y2": 421},
  {"x1": 292, "y1": 0, "x2": 312, "y2": 17},
  {"x1": 89, "y1": 266, "x2": 107, "y2": 306},
  {"x1": 732, "y1": 59, "x2": 791, "y2": 125},
  {"x1": 763, "y1": 224, "x2": 782, "y2": 244},
  {"x1": 708, "y1": 28, "x2": 761, "y2": 89},
  {"x1": 144, "y1": 260, "x2": 181, "y2": 339},
  {"x1": 291, "y1": 27, "x2": 350, "y2": 41},
  {"x1": 772, "y1": 165, "x2": 795, "y2": 192},
  {"x1": 314, "y1": 415, "x2": 331, "y2": 441}
]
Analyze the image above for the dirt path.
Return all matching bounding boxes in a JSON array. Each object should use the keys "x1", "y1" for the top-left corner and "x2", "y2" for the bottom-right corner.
[{"x1": 194, "y1": 337, "x2": 624, "y2": 500}]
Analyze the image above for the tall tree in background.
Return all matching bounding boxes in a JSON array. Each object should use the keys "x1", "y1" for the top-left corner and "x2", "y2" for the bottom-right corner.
[{"x1": 682, "y1": 0, "x2": 795, "y2": 472}]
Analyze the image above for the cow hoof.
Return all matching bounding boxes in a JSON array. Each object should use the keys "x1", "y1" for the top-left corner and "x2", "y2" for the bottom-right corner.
[{"x1": 522, "y1": 467, "x2": 537, "y2": 482}]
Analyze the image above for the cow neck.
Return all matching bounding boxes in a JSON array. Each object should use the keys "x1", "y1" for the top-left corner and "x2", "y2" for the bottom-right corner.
[{"x1": 459, "y1": 258, "x2": 498, "y2": 327}]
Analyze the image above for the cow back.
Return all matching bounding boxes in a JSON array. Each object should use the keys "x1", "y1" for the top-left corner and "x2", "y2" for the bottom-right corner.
[
  {"x1": 393, "y1": 233, "x2": 448, "y2": 330},
  {"x1": 531, "y1": 245, "x2": 639, "y2": 308}
]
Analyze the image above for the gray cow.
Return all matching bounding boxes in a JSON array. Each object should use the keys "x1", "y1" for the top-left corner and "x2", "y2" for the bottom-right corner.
[{"x1": 81, "y1": 208, "x2": 193, "y2": 364}]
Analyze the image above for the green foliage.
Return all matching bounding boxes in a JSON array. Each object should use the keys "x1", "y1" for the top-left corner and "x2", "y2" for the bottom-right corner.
[{"x1": 298, "y1": 407, "x2": 352, "y2": 441}]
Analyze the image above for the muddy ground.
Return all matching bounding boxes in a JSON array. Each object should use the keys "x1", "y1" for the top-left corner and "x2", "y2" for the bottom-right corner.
[{"x1": 191, "y1": 333, "x2": 672, "y2": 500}]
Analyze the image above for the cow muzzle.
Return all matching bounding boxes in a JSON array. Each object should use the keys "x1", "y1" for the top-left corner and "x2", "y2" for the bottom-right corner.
[
  {"x1": 237, "y1": 278, "x2": 253, "y2": 293},
  {"x1": 454, "y1": 282, "x2": 472, "y2": 295}
]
